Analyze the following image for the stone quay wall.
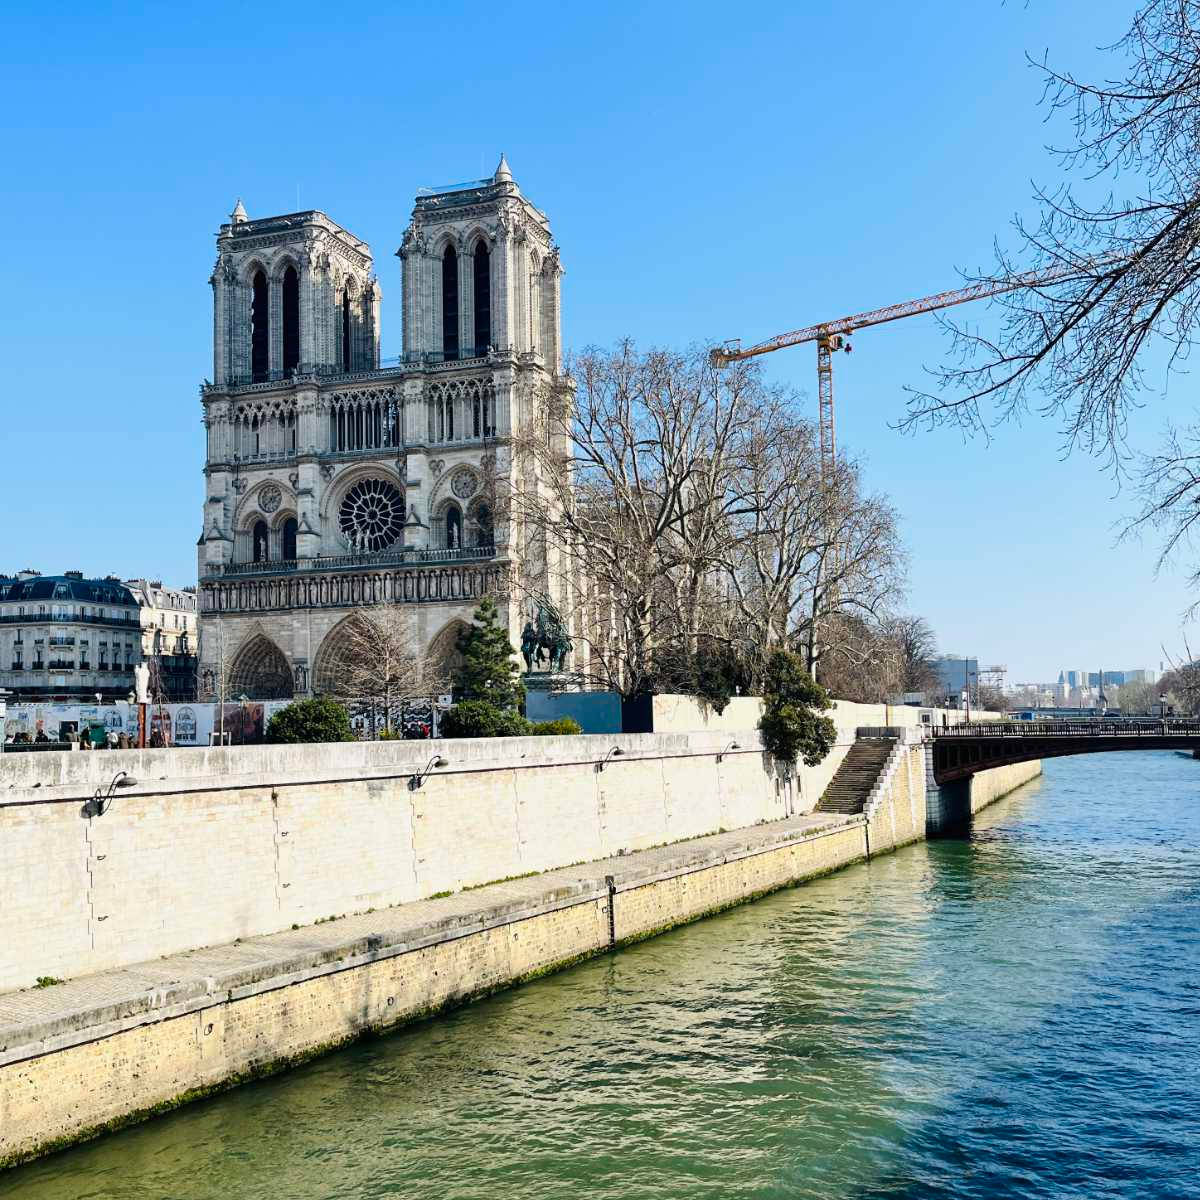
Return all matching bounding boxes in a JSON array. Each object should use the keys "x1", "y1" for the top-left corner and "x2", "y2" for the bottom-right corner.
[
  {"x1": 0, "y1": 732, "x2": 1043, "y2": 1168},
  {"x1": 0, "y1": 731, "x2": 792, "y2": 994}
]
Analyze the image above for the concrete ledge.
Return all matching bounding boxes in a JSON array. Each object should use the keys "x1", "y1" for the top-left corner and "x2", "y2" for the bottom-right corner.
[{"x1": 0, "y1": 812, "x2": 852, "y2": 1071}]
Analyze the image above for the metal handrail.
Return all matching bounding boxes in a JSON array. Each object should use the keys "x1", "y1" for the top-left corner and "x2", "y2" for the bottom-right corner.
[{"x1": 931, "y1": 719, "x2": 1200, "y2": 738}]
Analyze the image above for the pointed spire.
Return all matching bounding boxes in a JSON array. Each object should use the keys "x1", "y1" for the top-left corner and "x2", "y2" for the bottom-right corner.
[
  {"x1": 230, "y1": 197, "x2": 248, "y2": 224},
  {"x1": 493, "y1": 154, "x2": 512, "y2": 183}
]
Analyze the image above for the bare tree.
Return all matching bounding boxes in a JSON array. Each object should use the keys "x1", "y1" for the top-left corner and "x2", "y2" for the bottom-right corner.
[
  {"x1": 319, "y1": 604, "x2": 447, "y2": 735},
  {"x1": 888, "y1": 614, "x2": 940, "y2": 694},
  {"x1": 900, "y1": 0, "x2": 1200, "y2": 608},
  {"x1": 508, "y1": 340, "x2": 909, "y2": 697},
  {"x1": 198, "y1": 620, "x2": 235, "y2": 743},
  {"x1": 907, "y1": 4, "x2": 1200, "y2": 461},
  {"x1": 508, "y1": 342, "x2": 775, "y2": 696}
]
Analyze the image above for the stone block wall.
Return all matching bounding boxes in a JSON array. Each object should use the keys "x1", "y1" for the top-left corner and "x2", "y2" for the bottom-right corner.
[{"x1": 0, "y1": 732, "x2": 788, "y2": 992}]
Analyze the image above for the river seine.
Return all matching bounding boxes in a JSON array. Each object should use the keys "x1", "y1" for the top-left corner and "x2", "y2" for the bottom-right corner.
[{"x1": 4, "y1": 750, "x2": 1198, "y2": 1199}]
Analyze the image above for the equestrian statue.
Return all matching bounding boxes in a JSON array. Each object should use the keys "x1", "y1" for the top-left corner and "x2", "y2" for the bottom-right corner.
[{"x1": 520, "y1": 598, "x2": 572, "y2": 674}]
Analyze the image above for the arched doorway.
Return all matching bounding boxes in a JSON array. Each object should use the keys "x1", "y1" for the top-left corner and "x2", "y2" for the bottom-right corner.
[{"x1": 228, "y1": 634, "x2": 294, "y2": 700}]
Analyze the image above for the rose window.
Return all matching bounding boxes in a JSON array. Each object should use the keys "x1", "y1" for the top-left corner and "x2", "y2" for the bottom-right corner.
[{"x1": 338, "y1": 479, "x2": 406, "y2": 552}]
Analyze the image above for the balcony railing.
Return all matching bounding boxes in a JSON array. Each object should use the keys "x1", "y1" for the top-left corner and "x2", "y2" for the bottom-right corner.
[
  {"x1": 0, "y1": 613, "x2": 140, "y2": 628},
  {"x1": 205, "y1": 349, "x2": 502, "y2": 392},
  {"x1": 209, "y1": 545, "x2": 496, "y2": 577}
]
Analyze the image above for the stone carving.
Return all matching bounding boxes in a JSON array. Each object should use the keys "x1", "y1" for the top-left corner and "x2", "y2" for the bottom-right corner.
[
  {"x1": 320, "y1": 463, "x2": 335, "y2": 481},
  {"x1": 451, "y1": 469, "x2": 477, "y2": 499},
  {"x1": 259, "y1": 484, "x2": 282, "y2": 513},
  {"x1": 288, "y1": 472, "x2": 299, "y2": 489},
  {"x1": 338, "y1": 478, "x2": 406, "y2": 553},
  {"x1": 429, "y1": 459, "x2": 445, "y2": 477},
  {"x1": 232, "y1": 477, "x2": 246, "y2": 494}
]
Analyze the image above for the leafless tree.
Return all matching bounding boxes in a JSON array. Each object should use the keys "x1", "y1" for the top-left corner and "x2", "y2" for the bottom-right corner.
[
  {"x1": 508, "y1": 341, "x2": 910, "y2": 696},
  {"x1": 320, "y1": 604, "x2": 448, "y2": 734},
  {"x1": 508, "y1": 342, "x2": 775, "y2": 696},
  {"x1": 905, "y1": 1, "x2": 1200, "y2": 583},
  {"x1": 887, "y1": 614, "x2": 940, "y2": 694}
]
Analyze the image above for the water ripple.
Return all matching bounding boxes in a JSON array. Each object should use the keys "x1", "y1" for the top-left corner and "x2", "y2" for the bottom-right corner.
[{"x1": 4, "y1": 750, "x2": 1199, "y2": 1199}]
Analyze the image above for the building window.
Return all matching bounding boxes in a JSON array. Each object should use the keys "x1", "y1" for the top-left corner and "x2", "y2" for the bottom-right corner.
[
  {"x1": 445, "y1": 503, "x2": 463, "y2": 550},
  {"x1": 473, "y1": 240, "x2": 491, "y2": 354},
  {"x1": 282, "y1": 265, "x2": 300, "y2": 373},
  {"x1": 342, "y1": 290, "x2": 352, "y2": 370},
  {"x1": 472, "y1": 504, "x2": 493, "y2": 549},
  {"x1": 253, "y1": 520, "x2": 270, "y2": 563},
  {"x1": 282, "y1": 517, "x2": 297, "y2": 560},
  {"x1": 442, "y1": 245, "x2": 459, "y2": 361},
  {"x1": 251, "y1": 269, "x2": 269, "y2": 381}
]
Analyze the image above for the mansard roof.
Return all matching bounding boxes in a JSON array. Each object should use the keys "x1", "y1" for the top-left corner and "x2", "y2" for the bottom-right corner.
[{"x1": 0, "y1": 575, "x2": 138, "y2": 606}]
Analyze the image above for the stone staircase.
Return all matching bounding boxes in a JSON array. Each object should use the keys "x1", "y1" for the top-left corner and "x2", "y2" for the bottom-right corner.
[{"x1": 817, "y1": 737, "x2": 897, "y2": 816}]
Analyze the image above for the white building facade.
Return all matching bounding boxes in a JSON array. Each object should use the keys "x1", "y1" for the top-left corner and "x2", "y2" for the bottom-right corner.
[
  {"x1": 0, "y1": 572, "x2": 143, "y2": 702},
  {"x1": 197, "y1": 158, "x2": 575, "y2": 699}
]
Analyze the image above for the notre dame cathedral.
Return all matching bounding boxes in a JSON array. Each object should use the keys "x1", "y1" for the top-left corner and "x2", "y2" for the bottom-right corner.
[{"x1": 196, "y1": 157, "x2": 574, "y2": 699}]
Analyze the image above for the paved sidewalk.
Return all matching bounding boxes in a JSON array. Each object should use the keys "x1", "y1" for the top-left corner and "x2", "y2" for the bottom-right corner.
[{"x1": 0, "y1": 811, "x2": 853, "y2": 1068}]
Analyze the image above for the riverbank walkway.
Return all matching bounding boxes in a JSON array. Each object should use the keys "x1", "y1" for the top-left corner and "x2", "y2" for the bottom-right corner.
[{"x1": 0, "y1": 810, "x2": 852, "y2": 1086}]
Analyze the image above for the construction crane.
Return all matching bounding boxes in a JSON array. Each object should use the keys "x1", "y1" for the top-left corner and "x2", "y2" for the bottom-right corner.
[{"x1": 710, "y1": 267, "x2": 1063, "y2": 478}]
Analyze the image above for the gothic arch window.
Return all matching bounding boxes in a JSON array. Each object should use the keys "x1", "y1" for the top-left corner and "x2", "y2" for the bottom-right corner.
[
  {"x1": 473, "y1": 239, "x2": 490, "y2": 355},
  {"x1": 342, "y1": 289, "x2": 352, "y2": 370},
  {"x1": 282, "y1": 517, "x2": 297, "y2": 560},
  {"x1": 251, "y1": 269, "x2": 269, "y2": 381},
  {"x1": 253, "y1": 520, "x2": 269, "y2": 563},
  {"x1": 471, "y1": 503, "x2": 493, "y2": 549},
  {"x1": 445, "y1": 502, "x2": 463, "y2": 550},
  {"x1": 528, "y1": 251, "x2": 541, "y2": 353},
  {"x1": 442, "y1": 244, "x2": 459, "y2": 361},
  {"x1": 282, "y1": 265, "x2": 300, "y2": 373}
]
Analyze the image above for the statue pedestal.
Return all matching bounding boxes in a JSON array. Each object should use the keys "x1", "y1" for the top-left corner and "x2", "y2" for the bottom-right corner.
[{"x1": 523, "y1": 671, "x2": 574, "y2": 693}]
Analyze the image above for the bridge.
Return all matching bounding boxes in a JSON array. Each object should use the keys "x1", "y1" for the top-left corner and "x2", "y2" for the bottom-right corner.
[{"x1": 929, "y1": 719, "x2": 1200, "y2": 784}]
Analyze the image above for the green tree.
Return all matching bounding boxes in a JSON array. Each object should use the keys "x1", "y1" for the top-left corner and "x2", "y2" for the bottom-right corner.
[
  {"x1": 455, "y1": 597, "x2": 525, "y2": 711},
  {"x1": 265, "y1": 696, "x2": 355, "y2": 744},
  {"x1": 758, "y1": 648, "x2": 836, "y2": 767}
]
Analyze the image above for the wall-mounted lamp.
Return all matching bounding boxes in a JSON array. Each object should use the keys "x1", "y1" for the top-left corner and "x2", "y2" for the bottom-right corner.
[
  {"x1": 409, "y1": 754, "x2": 449, "y2": 790},
  {"x1": 599, "y1": 746, "x2": 625, "y2": 772},
  {"x1": 717, "y1": 740, "x2": 741, "y2": 763},
  {"x1": 85, "y1": 771, "x2": 138, "y2": 818}
]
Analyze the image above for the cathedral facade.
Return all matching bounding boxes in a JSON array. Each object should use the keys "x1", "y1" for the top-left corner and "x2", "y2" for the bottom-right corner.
[{"x1": 196, "y1": 158, "x2": 573, "y2": 699}]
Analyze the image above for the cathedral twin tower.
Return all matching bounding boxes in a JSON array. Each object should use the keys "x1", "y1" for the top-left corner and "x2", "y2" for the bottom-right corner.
[{"x1": 197, "y1": 157, "x2": 573, "y2": 700}]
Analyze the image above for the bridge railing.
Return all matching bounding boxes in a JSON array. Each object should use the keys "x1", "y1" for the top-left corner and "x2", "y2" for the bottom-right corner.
[{"x1": 930, "y1": 719, "x2": 1200, "y2": 738}]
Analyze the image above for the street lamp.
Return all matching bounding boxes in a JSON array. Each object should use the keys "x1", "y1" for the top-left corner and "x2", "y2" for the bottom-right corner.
[
  {"x1": 409, "y1": 754, "x2": 449, "y2": 790},
  {"x1": 85, "y1": 770, "x2": 138, "y2": 818},
  {"x1": 599, "y1": 746, "x2": 625, "y2": 771},
  {"x1": 0, "y1": 688, "x2": 10, "y2": 754},
  {"x1": 238, "y1": 693, "x2": 249, "y2": 745}
]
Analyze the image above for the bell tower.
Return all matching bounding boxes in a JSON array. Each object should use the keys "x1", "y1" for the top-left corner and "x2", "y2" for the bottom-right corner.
[
  {"x1": 398, "y1": 154, "x2": 563, "y2": 370},
  {"x1": 210, "y1": 202, "x2": 381, "y2": 388}
]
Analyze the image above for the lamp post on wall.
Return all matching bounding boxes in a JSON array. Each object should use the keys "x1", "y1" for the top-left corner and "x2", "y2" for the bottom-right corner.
[
  {"x1": 0, "y1": 688, "x2": 10, "y2": 754},
  {"x1": 238, "y1": 693, "x2": 249, "y2": 746}
]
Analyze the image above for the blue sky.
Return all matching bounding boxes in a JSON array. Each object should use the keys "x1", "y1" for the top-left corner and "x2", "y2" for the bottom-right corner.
[{"x1": 0, "y1": 0, "x2": 1188, "y2": 682}]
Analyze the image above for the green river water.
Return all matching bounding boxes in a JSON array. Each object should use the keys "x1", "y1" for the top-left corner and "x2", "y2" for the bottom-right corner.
[{"x1": 3, "y1": 750, "x2": 1198, "y2": 1199}]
